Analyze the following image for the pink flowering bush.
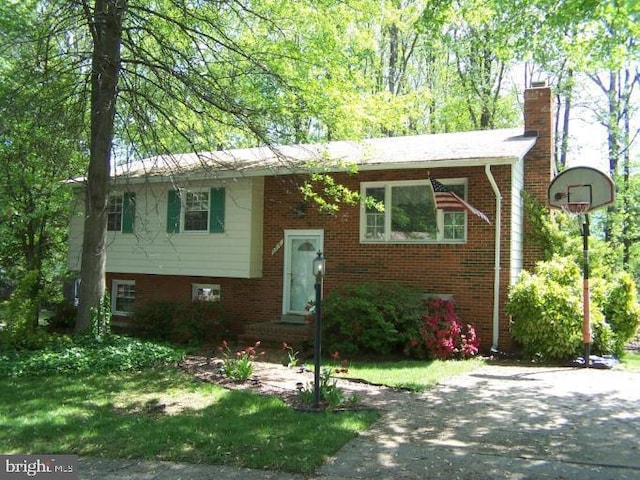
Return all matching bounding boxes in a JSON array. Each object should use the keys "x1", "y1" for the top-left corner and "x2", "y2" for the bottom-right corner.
[{"x1": 417, "y1": 299, "x2": 479, "y2": 360}]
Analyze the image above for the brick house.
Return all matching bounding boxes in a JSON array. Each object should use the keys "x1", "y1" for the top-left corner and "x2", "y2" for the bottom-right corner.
[{"x1": 67, "y1": 85, "x2": 553, "y2": 353}]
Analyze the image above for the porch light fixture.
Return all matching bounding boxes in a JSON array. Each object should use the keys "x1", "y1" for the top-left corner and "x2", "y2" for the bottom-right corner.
[
  {"x1": 313, "y1": 251, "x2": 326, "y2": 277},
  {"x1": 312, "y1": 251, "x2": 325, "y2": 409}
]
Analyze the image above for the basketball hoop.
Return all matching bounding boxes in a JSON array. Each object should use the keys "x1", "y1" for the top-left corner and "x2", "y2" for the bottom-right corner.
[
  {"x1": 548, "y1": 167, "x2": 616, "y2": 369},
  {"x1": 561, "y1": 201, "x2": 591, "y2": 217}
]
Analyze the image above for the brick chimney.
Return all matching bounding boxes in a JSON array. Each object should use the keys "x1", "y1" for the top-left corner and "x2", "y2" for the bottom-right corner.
[{"x1": 523, "y1": 84, "x2": 554, "y2": 206}]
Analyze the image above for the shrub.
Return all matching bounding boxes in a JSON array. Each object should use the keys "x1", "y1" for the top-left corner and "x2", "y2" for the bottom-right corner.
[
  {"x1": 507, "y1": 258, "x2": 583, "y2": 361},
  {"x1": 415, "y1": 299, "x2": 479, "y2": 360},
  {"x1": 131, "y1": 300, "x2": 229, "y2": 346},
  {"x1": 322, "y1": 283, "x2": 426, "y2": 356},
  {"x1": 601, "y1": 272, "x2": 640, "y2": 356},
  {"x1": 506, "y1": 256, "x2": 616, "y2": 361}
]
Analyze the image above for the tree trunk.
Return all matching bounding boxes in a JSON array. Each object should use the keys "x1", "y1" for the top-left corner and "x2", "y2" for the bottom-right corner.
[{"x1": 75, "y1": 0, "x2": 126, "y2": 333}]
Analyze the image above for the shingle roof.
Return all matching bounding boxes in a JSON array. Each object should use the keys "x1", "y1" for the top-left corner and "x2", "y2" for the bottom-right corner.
[{"x1": 112, "y1": 127, "x2": 536, "y2": 182}]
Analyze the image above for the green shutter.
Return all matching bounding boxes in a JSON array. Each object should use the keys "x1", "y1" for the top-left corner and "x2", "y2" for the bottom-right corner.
[
  {"x1": 209, "y1": 187, "x2": 225, "y2": 233},
  {"x1": 122, "y1": 192, "x2": 135, "y2": 234},
  {"x1": 167, "y1": 190, "x2": 181, "y2": 233}
]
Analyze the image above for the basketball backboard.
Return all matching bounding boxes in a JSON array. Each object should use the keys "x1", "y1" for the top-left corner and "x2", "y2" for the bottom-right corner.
[{"x1": 548, "y1": 166, "x2": 615, "y2": 214}]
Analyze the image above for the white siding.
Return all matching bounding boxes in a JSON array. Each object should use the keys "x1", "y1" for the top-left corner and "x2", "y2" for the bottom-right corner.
[
  {"x1": 510, "y1": 160, "x2": 525, "y2": 285},
  {"x1": 67, "y1": 177, "x2": 264, "y2": 278}
]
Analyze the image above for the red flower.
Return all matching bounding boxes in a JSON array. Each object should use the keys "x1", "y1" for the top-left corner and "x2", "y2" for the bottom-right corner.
[{"x1": 331, "y1": 351, "x2": 340, "y2": 360}]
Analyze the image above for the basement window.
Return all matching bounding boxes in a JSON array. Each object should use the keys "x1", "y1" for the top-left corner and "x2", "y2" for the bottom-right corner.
[
  {"x1": 112, "y1": 280, "x2": 136, "y2": 316},
  {"x1": 192, "y1": 284, "x2": 221, "y2": 302}
]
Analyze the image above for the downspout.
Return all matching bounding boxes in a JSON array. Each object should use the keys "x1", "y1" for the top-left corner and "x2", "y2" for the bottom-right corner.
[{"x1": 485, "y1": 164, "x2": 502, "y2": 351}]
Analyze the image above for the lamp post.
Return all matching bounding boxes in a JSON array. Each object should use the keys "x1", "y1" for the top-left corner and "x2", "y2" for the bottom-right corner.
[{"x1": 312, "y1": 251, "x2": 326, "y2": 409}]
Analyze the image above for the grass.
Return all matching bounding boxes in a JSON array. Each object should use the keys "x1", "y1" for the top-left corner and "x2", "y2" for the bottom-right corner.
[
  {"x1": 0, "y1": 368, "x2": 378, "y2": 474},
  {"x1": 0, "y1": 334, "x2": 487, "y2": 473},
  {"x1": 619, "y1": 351, "x2": 640, "y2": 370},
  {"x1": 340, "y1": 357, "x2": 486, "y2": 391}
]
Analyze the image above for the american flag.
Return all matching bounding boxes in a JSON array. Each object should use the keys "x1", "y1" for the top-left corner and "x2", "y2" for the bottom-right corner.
[{"x1": 430, "y1": 177, "x2": 491, "y2": 224}]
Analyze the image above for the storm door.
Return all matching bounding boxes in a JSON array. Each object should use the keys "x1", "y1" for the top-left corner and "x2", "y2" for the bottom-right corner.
[{"x1": 282, "y1": 230, "x2": 323, "y2": 320}]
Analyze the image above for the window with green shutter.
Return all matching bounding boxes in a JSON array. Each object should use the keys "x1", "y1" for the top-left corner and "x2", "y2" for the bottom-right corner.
[{"x1": 167, "y1": 187, "x2": 225, "y2": 234}]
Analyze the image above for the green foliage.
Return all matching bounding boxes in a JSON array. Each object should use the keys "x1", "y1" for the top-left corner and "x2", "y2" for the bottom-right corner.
[
  {"x1": 131, "y1": 300, "x2": 229, "y2": 346},
  {"x1": 0, "y1": 271, "x2": 42, "y2": 350},
  {"x1": 322, "y1": 283, "x2": 426, "y2": 356},
  {"x1": 0, "y1": 3, "x2": 85, "y2": 308},
  {"x1": 523, "y1": 192, "x2": 581, "y2": 260},
  {"x1": 601, "y1": 272, "x2": 640, "y2": 356},
  {"x1": 506, "y1": 256, "x2": 623, "y2": 361},
  {"x1": 297, "y1": 368, "x2": 358, "y2": 410},
  {"x1": 89, "y1": 293, "x2": 112, "y2": 341},
  {"x1": 281, "y1": 342, "x2": 300, "y2": 368},
  {"x1": 217, "y1": 341, "x2": 262, "y2": 382},
  {"x1": 507, "y1": 257, "x2": 585, "y2": 361},
  {"x1": 0, "y1": 335, "x2": 184, "y2": 378},
  {"x1": 297, "y1": 352, "x2": 357, "y2": 410}
]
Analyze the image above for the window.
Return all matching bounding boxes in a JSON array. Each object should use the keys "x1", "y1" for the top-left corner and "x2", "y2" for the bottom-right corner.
[
  {"x1": 112, "y1": 280, "x2": 135, "y2": 315},
  {"x1": 361, "y1": 179, "x2": 468, "y2": 243},
  {"x1": 107, "y1": 195, "x2": 123, "y2": 231},
  {"x1": 166, "y1": 187, "x2": 225, "y2": 234},
  {"x1": 192, "y1": 283, "x2": 221, "y2": 302},
  {"x1": 185, "y1": 191, "x2": 209, "y2": 231},
  {"x1": 107, "y1": 192, "x2": 135, "y2": 233}
]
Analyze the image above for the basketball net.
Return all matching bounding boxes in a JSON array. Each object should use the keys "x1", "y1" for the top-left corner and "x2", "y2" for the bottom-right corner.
[{"x1": 560, "y1": 201, "x2": 591, "y2": 217}]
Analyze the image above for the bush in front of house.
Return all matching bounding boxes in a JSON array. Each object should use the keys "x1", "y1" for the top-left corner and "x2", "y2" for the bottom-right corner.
[
  {"x1": 131, "y1": 300, "x2": 229, "y2": 346},
  {"x1": 322, "y1": 283, "x2": 427, "y2": 356},
  {"x1": 413, "y1": 299, "x2": 480, "y2": 360},
  {"x1": 506, "y1": 255, "x2": 626, "y2": 361}
]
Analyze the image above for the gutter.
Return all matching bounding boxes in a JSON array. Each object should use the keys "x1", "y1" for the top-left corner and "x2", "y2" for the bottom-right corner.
[{"x1": 485, "y1": 164, "x2": 502, "y2": 351}]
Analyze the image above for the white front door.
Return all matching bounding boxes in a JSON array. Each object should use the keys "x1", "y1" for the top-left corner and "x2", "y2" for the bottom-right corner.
[{"x1": 283, "y1": 230, "x2": 324, "y2": 317}]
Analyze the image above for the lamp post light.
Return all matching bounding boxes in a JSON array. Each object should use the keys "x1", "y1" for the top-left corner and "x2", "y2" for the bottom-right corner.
[{"x1": 312, "y1": 251, "x2": 326, "y2": 409}]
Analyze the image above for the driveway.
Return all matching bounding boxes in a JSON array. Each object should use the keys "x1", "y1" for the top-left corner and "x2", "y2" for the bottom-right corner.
[{"x1": 318, "y1": 365, "x2": 640, "y2": 479}]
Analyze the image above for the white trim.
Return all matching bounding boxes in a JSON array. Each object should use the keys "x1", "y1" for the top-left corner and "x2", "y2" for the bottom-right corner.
[{"x1": 485, "y1": 165, "x2": 502, "y2": 351}]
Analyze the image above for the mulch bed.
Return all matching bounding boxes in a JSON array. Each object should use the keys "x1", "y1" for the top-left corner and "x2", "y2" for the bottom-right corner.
[{"x1": 177, "y1": 354, "x2": 401, "y2": 411}]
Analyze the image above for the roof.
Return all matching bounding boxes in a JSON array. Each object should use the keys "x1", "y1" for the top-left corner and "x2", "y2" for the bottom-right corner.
[{"x1": 111, "y1": 127, "x2": 536, "y2": 183}]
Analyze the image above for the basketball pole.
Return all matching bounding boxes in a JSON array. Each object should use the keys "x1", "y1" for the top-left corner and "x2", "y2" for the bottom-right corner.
[{"x1": 581, "y1": 213, "x2": 591, "y2": 368}]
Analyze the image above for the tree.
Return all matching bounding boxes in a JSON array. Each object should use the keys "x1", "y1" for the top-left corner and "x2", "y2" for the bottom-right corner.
[{"x1": 0, "y1": 0, "x2": 86, "y2": 326}]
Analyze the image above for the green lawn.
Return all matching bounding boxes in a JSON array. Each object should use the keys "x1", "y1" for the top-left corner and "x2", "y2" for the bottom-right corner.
[
  {"x1": 342, "y1": 357, "x2": 485, "y2": 391},
  {"x1": 619, "y1": 351, "x2": 640, "y2": 370},
  {"x1": 0, "y1": 333, "x2": 488, "y2": 474},
  {"x1": 0, "y1": 368, "x2": 378, "y2": 474}
]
